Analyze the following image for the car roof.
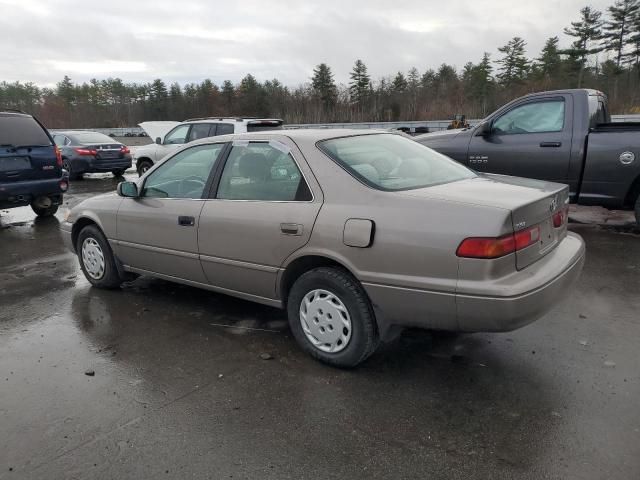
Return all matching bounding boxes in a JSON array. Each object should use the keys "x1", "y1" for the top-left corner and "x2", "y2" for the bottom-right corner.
[
  {"x1": 0, "y1": 110, "x2": 32, "y2": 118},
  {"x1": 184, "y1": 117, "x2": 283, "y2": 125}
]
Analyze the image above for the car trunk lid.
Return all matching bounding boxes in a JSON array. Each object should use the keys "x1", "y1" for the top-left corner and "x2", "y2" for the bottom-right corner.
[{"x1": 398, "y1": 174, "x2": 570, "y2": 269}]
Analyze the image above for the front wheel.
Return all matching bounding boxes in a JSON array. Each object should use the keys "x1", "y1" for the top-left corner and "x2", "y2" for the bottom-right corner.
[
  {"x1": 287, "y1": 267, "x2": 379, "y2": 368},
  {"x1": 137, "y1": 159, "x2": 153, "y2": 176},
  {"x1": 77, "y1": 225, "x2": 123, "y2": 289},
  {"x1": 31, "y1": 203, "x2": 59, "y2": 217}
]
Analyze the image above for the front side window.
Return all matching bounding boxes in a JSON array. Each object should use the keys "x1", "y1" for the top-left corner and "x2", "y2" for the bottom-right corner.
[
  {"x1": 188, "y1": 123, "x2": 213, "y2": 142},
  {"x1": 141, "y1": 143, "x2": 224, "y2": 199},
  {"x1": 318, "y1": 133, "x2": 475, "y2": 191},
  {"x1": 163, "y1": 124, "x2": 190, "y2": 145},
  {"x1": 217, "y1": 142, "x2": 312, "y2": 201},
  {"x1": 493, "y1": 100, "x2": 565, "y2": 135}
]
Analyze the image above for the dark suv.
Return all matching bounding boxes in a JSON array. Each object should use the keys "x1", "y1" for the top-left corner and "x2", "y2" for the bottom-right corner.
[{"x1": 0, "y1": 110, "x2": 68, "y2": 217}]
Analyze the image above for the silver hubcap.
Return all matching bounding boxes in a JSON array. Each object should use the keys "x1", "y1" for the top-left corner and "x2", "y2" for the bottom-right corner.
[
  {"x1": 299, "y1": 289, "x2": 352, "y2": 353},
  {"x1": 81, "y1": 238, "x2": 105, "y2": 280}
]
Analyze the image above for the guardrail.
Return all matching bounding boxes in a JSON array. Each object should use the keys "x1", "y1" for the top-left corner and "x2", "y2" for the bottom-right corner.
[{"x1": 51, "y1": 114, "x2": 639, "y2": 137}]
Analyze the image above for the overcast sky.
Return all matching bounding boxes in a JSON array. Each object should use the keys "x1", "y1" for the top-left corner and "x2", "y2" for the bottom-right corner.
[{"x1": 0, "y1": 0, "x2": 614, "y2": 87}]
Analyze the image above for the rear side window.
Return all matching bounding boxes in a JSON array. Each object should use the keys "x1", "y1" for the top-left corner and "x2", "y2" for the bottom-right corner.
[
  {"x1": 216, "y1": 123, "x2": 234, "y2": 136},
  {"x1": 216, "y1": 142, "x2": 312, "y2": 201},
  {"x1": 246, "y1": 120, "x2": 284, "y2": 132},
  {"x1": 188, "y1": 123, "x2": 213, "y2": 142},
  {"x1": 0, "y1": 115, "x2": 51, "y2": 146},
  {"x1": 318, "y1": 133, "x2": 475, "y2": 191}
]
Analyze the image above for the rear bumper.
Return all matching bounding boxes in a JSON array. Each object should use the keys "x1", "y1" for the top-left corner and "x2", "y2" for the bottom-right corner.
[
  {"x1": 364, "y1": 232, "x2": 585, "y2": 333},
  {"x1": 0, "y1": 177, "x2": 66, "y2": 209},
  {"x1": 72, "y1": 155, "x2": 132, "y2": 173}
]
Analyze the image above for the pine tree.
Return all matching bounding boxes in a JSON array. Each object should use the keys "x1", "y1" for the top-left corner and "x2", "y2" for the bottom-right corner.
[
  {"x1": 496, "y1": 37, "x2": 530, "y2": 86},
  {"x1": 221, "y1": 80, "x2": 235, "y2": 114},
  {"x1": 563, "y1": 6, "x2": 604, "y2": 86},
  {"x1": 602, "y1": 0, "x2": 640, "y2": 67},
  {"x1": 349, "y1": 59, "x2": 371, "y2": 104},
  {"x1": 392, "y1": 72, "x2": 408, "y2": 92},
  {"x1": 311, "y1": 63, "x2": 337, "y2": 109},
  {"x1": 624, "y1": 6, "x2": 640, "y2": 66},
  {"x1": 536, "y1": 36, "x2": 562, "y2": 78}
]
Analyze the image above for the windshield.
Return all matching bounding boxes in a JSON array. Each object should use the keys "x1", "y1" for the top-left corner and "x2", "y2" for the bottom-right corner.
[
  {"x1": 0, "y1": 114, "x2": 51, "y2": 146},
  {"x1": 318, "y1": 133, "x2": 475, "y2": 191},
  {"x1": 71, "y1": 132, "x2": 115, "y2": 144}
]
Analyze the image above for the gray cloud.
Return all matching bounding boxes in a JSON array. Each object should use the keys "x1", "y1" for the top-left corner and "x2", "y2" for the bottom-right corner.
[{"x1": 0, "y1": 0, "x2": 614, "y2": 87}]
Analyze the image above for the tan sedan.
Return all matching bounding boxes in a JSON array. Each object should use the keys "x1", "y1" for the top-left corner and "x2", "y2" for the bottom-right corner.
[{"x1": 61, "y1": 130, "x2": 585, "y2": 367}]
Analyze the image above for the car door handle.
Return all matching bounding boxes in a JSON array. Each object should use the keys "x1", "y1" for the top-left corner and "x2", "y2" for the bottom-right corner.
[
  {"x1": 178, "y1": 216, "x2": 195, "y2": 226},
  {"x1": 540, "y1": 142, "x2": 562, "y2": 148},
  {"x1": 280, "y1": 223, "x2": 303, "y2": 235}
]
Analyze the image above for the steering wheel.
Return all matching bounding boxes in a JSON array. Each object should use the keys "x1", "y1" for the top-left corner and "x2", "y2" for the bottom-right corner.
[{"x1": 180, "y1": 175, "x2": 206, "y2": 196}]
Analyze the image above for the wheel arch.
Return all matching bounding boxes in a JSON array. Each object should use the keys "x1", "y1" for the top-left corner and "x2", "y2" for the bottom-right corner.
[
  {"x1": 71, "y1": 215, "x2": 104, "y2": 252},
  {"x1": 623, "y1": 174, "x2": 640, "y2": 208}
]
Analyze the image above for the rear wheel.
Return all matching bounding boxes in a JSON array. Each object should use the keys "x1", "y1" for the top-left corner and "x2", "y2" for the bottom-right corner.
[
  {"x1": 112, "y1": 168, "x2": 126, "y2": 177},
  {"x1": 63, "y1": 159, "x2": 82, "y2": 181},
  {"x1": 31, "y1": 204, "x2": 59, "y2": 217},
  {"x1": 77, "y1": 225, "x2": 122, "y2": 289},
  {"x1": 287, "y1": 267, "x2": 379, "y2": 368},
  {"x1": 137, "y1": 159, "x2": 153, "y2": 176},
  {"x1": 635, "y1": 195, "x2": 640, "y2": 226}
]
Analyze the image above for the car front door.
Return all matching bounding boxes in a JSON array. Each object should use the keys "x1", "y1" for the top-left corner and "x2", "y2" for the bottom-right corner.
[
  {"x1": 198, "y1": 139, "x2": 322, "y2": 300},
  {"x1": 115, "y1": 143, "x2": 225, "y2": 282},
  {"x1": 466, "y1": 95, "x2": 573, "y2": 183}
]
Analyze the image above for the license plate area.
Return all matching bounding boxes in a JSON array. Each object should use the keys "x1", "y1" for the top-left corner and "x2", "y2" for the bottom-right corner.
[
  {"x1": 0, "y1": 156, "x2": 31, "y2": 171},
  {"x1": 538, "y1": 218, "x2": 557, "y2": 254}
]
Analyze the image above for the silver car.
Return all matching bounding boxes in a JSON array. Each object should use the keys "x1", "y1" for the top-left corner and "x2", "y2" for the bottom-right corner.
[{"x1": 61, "y1": 130, "x2": 585, "y2": 367}]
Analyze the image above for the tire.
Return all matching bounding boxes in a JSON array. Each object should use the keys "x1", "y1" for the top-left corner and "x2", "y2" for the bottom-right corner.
[
  {"x1": 31, "y1": 204, "x2": 59, "y2": 217},
  {"x1": 137, "y1": 159, "x2": 153, "y2": 176},
  {"x1": 63, "y1": 159, "x2": 82, "y2": 181},
  {"x1": 635, "y1": 195, "x2": 640, "y2": 226},
  {"x1": 287, "y1": 267, "x2": 379, "y2": 368},
  {"x1": 76, "y1": 225, "x2": 122, "y2": 289},
  {"x1": 112, "y1": 169, "x2": 126, "y2": 177}
]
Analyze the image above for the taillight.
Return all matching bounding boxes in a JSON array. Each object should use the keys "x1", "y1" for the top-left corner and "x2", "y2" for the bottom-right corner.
[
  {"x1": 553, "y1": 206, "x2": 569, "y2": 228},
  {"x1": 59, "y1": 180, "x2": 69, "y2": 192},
  {"x1": 74, "y1": 147, "x2": 97, "y2": 156},
  {"x1": 120, "y1": 146, "x2": 130, "y2": 154},
  {"x1": 457, "y1": 225, "x2": 541, "y2": 259},
  {"x1": 55, "y1": 146, "x2": 63, "y2": 167}
]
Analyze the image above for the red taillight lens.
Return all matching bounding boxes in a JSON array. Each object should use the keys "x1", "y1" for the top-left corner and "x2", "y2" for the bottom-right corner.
[
  {"x1": 59, "y1": 180, "x2": 69, "y2": 191},
  {"x1": 457, "y1": 225, "x2": 541, "y2": 259},
  {"x1": 55, "y1": 146, "x2": 63, "y2": 167},
  {"x1": 74, "y1": 147, "x2": 97, "y2": 156},
  {"x1": 120, "y1": 146, "x2": 130, "y2": 154},
  {"x1": 456, "y1": 234, "x2": 516, "y2": 259},
  {"x1": 552, "y1": 206, "x2": 569, "y2": 228}
]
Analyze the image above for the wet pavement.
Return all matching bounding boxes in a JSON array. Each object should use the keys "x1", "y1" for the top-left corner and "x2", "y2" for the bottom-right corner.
[{"x1": 1, "y1": 175, "x2": 639, "y2": 479}]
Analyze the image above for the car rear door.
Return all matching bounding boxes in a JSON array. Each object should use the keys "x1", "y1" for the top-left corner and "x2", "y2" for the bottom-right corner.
[
  {"x1": 466, "y1": 94, "x2": 573, "y2": 183},
  {"x1": 114, "y1": 143, "x2": 225, "y2": 282},
  {"x1": 197, "y1": 139, "x2": 322, "y2": 300}
]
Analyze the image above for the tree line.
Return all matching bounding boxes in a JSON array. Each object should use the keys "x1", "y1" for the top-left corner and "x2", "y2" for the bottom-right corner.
[{"x1": 2, "y1": 1, "x2": 640, "y2": 128}]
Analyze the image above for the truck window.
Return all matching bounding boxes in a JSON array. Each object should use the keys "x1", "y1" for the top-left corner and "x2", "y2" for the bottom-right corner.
[{"x1": 493, "y1": 100, "x2": 565, "y2": 135}]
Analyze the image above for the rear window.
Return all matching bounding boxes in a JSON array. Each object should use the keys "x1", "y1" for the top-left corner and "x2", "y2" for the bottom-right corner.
[
  {"x1": 588, "y1": 95, "x2": 611, "y2": 128},
  {"x1": 318, "y1": 133, "x2": 476, "y2": 191},
  {"x1": 246, "y1": 120, "x2": 284, "y2": 132},
  {"x1": 0, "y1": 114, "x2": 51, "y2": 146},
  {"x1": 70, "y1": 132, "x2": 115, "y2": 144}
]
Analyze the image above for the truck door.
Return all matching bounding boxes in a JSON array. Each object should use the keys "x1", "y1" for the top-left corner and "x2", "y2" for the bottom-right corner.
[{"x1": 467, "y1": 95, "x2": 573, "y2": 183}]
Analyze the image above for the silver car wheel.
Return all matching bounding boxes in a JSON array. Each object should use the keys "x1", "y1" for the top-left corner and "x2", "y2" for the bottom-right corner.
[
  {"x1": 299, "y1": 289, "x2": 352, "y2": 353},
  {"x1": 81, "y1": 237, "x2": 105, "y2": 280}
]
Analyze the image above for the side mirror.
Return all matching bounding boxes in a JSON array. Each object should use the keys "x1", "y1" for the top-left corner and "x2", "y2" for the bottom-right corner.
[
  {"x1": 475, "y1": 121, "x2": 492, "y2": 137},
  {"x1": 117, "y1": 181, "x2": 139, "y2": 198},
  {"x1": 155, "y1": 137, "x2": 162, "y2": 145}
]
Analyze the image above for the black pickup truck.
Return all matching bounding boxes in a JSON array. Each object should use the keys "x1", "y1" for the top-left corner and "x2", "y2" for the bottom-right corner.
[{"x1": 415, "y1": 89, "x2": 640, "y2": 223}]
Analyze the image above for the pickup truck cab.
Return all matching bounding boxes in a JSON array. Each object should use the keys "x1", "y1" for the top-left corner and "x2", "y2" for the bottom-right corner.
[
  {"x1": 415, "y1": 89, "x2": 640, "y2": 223},
  {"x1": 133, "y1": 117, "x2": 283, "y2": 175}
]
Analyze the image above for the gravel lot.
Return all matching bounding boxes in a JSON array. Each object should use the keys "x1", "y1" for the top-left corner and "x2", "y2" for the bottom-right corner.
[{"x1": 1, "y1": 175, "x2": 639, "y2": 479}]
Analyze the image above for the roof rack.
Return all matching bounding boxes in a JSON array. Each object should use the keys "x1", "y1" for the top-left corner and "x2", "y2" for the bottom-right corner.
[
  {"x1": 0, "y1": 108, "x2": 28, "y2": 115},
  {"x1": 182, "y1": 116, "x2": 282, "y2": 123}
]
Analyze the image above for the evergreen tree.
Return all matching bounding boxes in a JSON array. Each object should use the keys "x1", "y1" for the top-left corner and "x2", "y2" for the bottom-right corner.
[
  {"x1": 602, "y1": 0, "x2": 640, "y2": 67},
  {"x1": 536, "y1": 36, "x2": 562, "y2": 78},
  {"x1": 496, "y1": 37, "x2": 530, "y2": 86},
  {"x1": 563, "y1": 6, "x2": 604, "y2": 86},
  {"x1": 349, "y1": 59, "x2": 371, "y2": 104},
  {"x1": 624, "y1": 6, "x2": 640, "y2": 66},
  {"x1": 392, "y1": 72, "x2": 408, "y2": 92},
  {"x1": 311, "y1": 63, "x2": 337, "y2": 109},
  {"x1": 221, "y1": 80, "x2": 235, "y2": 114}
]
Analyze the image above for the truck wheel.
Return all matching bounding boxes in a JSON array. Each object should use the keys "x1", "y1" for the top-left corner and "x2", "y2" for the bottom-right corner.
[
  {"x1": 635, "y1": 196, "x2": 640, "y2": 226},
  {"x1": 31, "y1": 204, "x2": 59, "y2": 217},
  {"x1": 137, "y1": 159, "x2": 153, "y2": 176},
  {"x1": 287, "y1": 267, "x2": 379, "y2": 368},
  {"x1": 76, "y1": 225, "x2": 122, "y2": 289}
]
